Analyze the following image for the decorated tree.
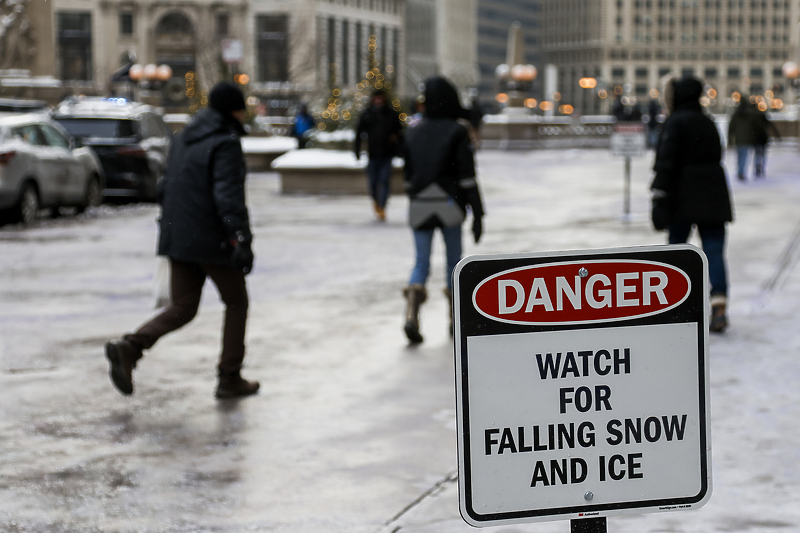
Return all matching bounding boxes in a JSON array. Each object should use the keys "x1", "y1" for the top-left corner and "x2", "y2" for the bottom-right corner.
[{"x1": 317, "y1": 32, "x2": 405, "y2": 132}]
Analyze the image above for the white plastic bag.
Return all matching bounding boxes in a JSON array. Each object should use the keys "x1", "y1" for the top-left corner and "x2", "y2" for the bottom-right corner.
[{"x1": 153, "y1": 256, "x2": 171, "y2": 308}]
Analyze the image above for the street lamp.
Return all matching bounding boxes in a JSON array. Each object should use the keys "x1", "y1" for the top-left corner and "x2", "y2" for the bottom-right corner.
[
  {"x1": 495, "y1": 63, "x2": 537, "y2": 109},
  {"x1": 128, "y1": 63, "x2": 173, "y2": 89},
  {"x1": 578, "y1": 77, "x2": 598, "y2": 114}
]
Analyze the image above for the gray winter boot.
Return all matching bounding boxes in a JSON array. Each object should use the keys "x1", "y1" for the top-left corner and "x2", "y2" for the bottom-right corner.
[{"x1": 403, "y1": 284, "x2": 427, "y2": 344}]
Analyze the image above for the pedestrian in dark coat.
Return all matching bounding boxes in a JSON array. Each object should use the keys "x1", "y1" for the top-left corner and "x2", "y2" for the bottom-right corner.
[
  {"x1": 354, "y1": 89, "x2": 403, "y2": 221},
  {"x1": 651, "y1": 76, "x2": 733, "y2": 333},
  {"x1": 401, "y1": 76, "x2": 484, "y2": 343},
  {"x1": 105, "y1": 81, "x2": 260, "y2": 399},
  {"x1": 728, "y1": 99, "x2": 761, "y2": 181},
  {"x1": 752, "y1": 109, "x2": 780, "y2": 178}
]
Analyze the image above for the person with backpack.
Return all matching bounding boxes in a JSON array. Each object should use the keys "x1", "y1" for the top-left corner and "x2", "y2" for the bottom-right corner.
[{"x1": 401, "y1": 77, "x2": 484, "y2": 343}]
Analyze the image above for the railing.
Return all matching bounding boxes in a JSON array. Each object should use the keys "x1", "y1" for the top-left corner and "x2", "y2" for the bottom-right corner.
[{"x1": 480, "y1": 113, "x2": 798, "y2": 150}]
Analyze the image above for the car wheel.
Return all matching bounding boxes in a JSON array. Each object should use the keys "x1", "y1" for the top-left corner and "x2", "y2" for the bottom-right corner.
[
  {"x1": 15, "y1": 183, "x2": 40, "y2": 225},
  {"x1": 77, "y1": 175, "x2": 103, "y2": 213}
]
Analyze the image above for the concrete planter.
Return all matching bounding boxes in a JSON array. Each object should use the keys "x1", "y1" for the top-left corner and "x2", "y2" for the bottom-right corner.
[{"x1": 271, "y1": 149, "x2": 405, "y2": 195}]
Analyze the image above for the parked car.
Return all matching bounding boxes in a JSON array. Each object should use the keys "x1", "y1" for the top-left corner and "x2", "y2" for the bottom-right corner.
[
  {"x1": 0, "y1": 112, "x2": 105, "y2": 224},
  {"x1": 0, "y1": 98, "x2": 50, "y2": 113},
  {"x1": 51, "y1": 98, "x2": 172, "y2": 202}
]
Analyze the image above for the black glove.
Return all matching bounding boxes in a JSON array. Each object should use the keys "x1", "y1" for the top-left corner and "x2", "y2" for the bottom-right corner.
[
  {"x1": 231, "y1": 243, "x2": 254, "y2": 275},
  {"x1": 472, "y1": 216, "x2": 483, "y2": 244},
  {"x1": 650, "y1": 189, "x2": 672, "y2": 231}
]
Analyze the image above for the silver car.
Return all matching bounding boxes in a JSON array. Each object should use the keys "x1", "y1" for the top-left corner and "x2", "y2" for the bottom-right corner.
[{"x1": 0, "y1": 112, "x2": 104, "y2": 224}]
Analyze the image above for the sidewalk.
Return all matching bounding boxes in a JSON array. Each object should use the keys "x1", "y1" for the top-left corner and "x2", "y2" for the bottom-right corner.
[
  {"x1": 1, "y1": 146, "x2": 799, "y2": 532},
  {"x1": 382, "y1": 146, "x2": 800, "y2": 533}
]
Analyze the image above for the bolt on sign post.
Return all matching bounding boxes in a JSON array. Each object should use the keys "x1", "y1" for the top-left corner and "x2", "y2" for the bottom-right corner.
[
  {"x1": 610, "y1": 123, "x2": 646, "y2": 220},
  {"x1": 453, "y1": 245, "x2": 712, "y2": 530}
]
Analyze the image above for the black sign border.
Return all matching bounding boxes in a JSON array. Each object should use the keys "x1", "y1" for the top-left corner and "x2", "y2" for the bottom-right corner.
[{"x1": 453, "y1": 245, "x2": 710, "y2": 525}]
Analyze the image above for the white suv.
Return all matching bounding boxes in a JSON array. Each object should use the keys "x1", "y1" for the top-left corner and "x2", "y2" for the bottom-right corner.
[{"x1": 0, "y1": 112, "x2": 104, "y2": 224}]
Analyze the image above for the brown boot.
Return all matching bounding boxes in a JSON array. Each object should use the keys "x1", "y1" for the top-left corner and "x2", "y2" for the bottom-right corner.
[
  {"x1": 709, "y1": 296, "x2": 728, "y2": 333},
  {"x1": 216, "y1": 370, "x2": 260, "y2": 399},
  {"x1": 105, "y1": 339, "x2": 142, "y2": 396},
  {"x1": 403, "y1": 284, "x2": 427, "y2": 344}
]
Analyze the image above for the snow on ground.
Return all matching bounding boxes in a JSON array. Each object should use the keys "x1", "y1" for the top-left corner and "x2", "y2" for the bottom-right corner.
[{"x1": 0, "y1": 146, "x2": 799, "y2": 532}]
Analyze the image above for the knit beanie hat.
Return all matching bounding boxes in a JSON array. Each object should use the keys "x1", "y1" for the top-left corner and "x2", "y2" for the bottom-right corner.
[{"x1": 209, "y1": 82, "x2": 246, "y2": 114}]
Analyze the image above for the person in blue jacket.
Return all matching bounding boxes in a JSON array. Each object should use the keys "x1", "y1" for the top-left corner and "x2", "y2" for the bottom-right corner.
[{"x1": 291, "y1": 103, "x2": 315, "y2": 149}]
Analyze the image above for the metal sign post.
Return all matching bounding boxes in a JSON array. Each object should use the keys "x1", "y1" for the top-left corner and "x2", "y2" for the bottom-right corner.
[
  {"x1": 571, "y1": 517, "x2": 607, "y2": 533},
  {"x1": 453, "y1": 245, "x2": 712, "y2": 529},
  {"x1": 623, "y1": 157, "x2": 632, "y2": 220},
  {"x1": 610, "y1": 123, "x2": 646, "y2": 221}
]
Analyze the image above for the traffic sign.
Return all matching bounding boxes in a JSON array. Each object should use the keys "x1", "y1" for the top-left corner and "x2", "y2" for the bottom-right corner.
[
  {"x1": 453, "y1": 245, "x2": 712, "y2": 527},
  {"x1": 222, "y1": 39, "x2": 243, "y2": 64},
  {"x1": 610, "y1": 123, "x2": 646, "y2": 158}
]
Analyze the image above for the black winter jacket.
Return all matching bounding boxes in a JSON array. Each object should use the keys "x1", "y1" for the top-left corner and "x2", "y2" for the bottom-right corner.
[
  {"x1": 652, "y1": 79, "x2": 733, "y2": 225},
  {"x1": 157, "y1": 107, "x2": 252, "y2": 264},
  {"x1": 354, "y1": 105, "x2": 403, "y2": 159},
  {"x1": 403, "y1": 117, "x2": 484, "y2": 229}
]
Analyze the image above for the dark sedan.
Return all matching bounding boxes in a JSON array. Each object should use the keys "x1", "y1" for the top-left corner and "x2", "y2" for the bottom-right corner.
[{"x1": 52, "y1": 98, "x2": 171, "y2": 202}]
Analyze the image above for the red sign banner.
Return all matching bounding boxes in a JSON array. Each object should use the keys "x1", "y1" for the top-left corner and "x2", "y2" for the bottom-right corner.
[{"x1": 472, "y1": 260, "x2": 691, "y2": 325}]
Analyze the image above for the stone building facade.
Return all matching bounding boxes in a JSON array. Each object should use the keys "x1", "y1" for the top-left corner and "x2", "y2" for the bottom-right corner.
[
  {"x1": 476, "y1": 0, "x2": 543, "y2": 106},
  {"x1": 405, "y1": 0, "x2": 479, "y2": 97},
  {"x1": 48, "y1": 0, "x2": 406, "y2": 111},
  {"x1": 540, "y1": 0, "x2": 800, "y2": 114}
]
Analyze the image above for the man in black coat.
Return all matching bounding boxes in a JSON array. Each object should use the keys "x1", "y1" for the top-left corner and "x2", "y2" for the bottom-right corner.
[
  {"x1": 651, "y1": 76, "x2": 733, "y2": 333},
  {"x1": 354, "y1": 89, "x2": 403, "y2": 221},
  {"x1": 105, "y1": 81, "x2": 259, "y2": 399}
]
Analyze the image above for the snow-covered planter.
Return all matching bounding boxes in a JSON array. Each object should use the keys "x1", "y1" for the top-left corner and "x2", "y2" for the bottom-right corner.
[
  {"x1": 241, "y1": 136, "x2": 298, "y2": 171},
  {"x1": 271, "y1": 149, "x2": 404, "y2": 195}
]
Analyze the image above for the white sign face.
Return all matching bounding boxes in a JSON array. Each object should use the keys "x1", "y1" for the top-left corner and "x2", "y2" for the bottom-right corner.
[
  {"x1": 454, "y1": 246, "x2": 711, "y2": 527},
  {"x1": 222, "y1": 39, "x2": 243, "y2": 64},
  {"x1": 611, "y1": 123, "x2": 646, "y2": 157}
]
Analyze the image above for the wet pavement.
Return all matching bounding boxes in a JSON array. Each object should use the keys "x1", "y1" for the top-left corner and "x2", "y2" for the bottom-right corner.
[{"x1": 2, "y1": 146, "x2": 800, "y2": 532}]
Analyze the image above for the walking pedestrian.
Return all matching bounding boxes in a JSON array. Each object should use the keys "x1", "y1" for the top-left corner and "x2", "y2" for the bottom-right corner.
[
  {"x1": 104, "y1": 81, "x2": 260, "y2": 399},
  {"x1": 727, "y1": 98, "x2": 778, "y2": 181},
  {"x1": 752, "y1": 107, "x2": 780, "y2": 179},
  {"x1": 402, "y1": 76, "x2": 484, "y2": 343},
  {"x1": 646, "y1": 98, "x2": 662, "y2": 148},
  {"x1": 651, "y1": 76, "x2": 733, "y2": 333},
  {"x1": 290, "y1": 103, "x2": 315, "y2": 149},
  {"x1": 354, "y1": 89, "x2": 403, "y2": 221},
  {"x1": 468, "y1": 96, "x2": 485, "y2": 148}
]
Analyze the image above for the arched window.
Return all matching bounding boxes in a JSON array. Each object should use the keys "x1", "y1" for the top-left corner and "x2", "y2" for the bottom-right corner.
[{"x1": 156, "y1": 12, "x2": 193, "y2": 35}]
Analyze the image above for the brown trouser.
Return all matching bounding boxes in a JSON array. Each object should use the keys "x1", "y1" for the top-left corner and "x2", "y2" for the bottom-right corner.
[{"x1": 125, "y1": 259, "x2": 249, "y2": 373}]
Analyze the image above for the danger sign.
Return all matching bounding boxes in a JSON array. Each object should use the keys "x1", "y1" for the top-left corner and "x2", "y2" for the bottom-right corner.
[
  {"x1": 611, "y1": 122, "x2": 646, "y2": 157},
  {"x1": 453, "y1": 246, "x2": 712, "y2": 527}
]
